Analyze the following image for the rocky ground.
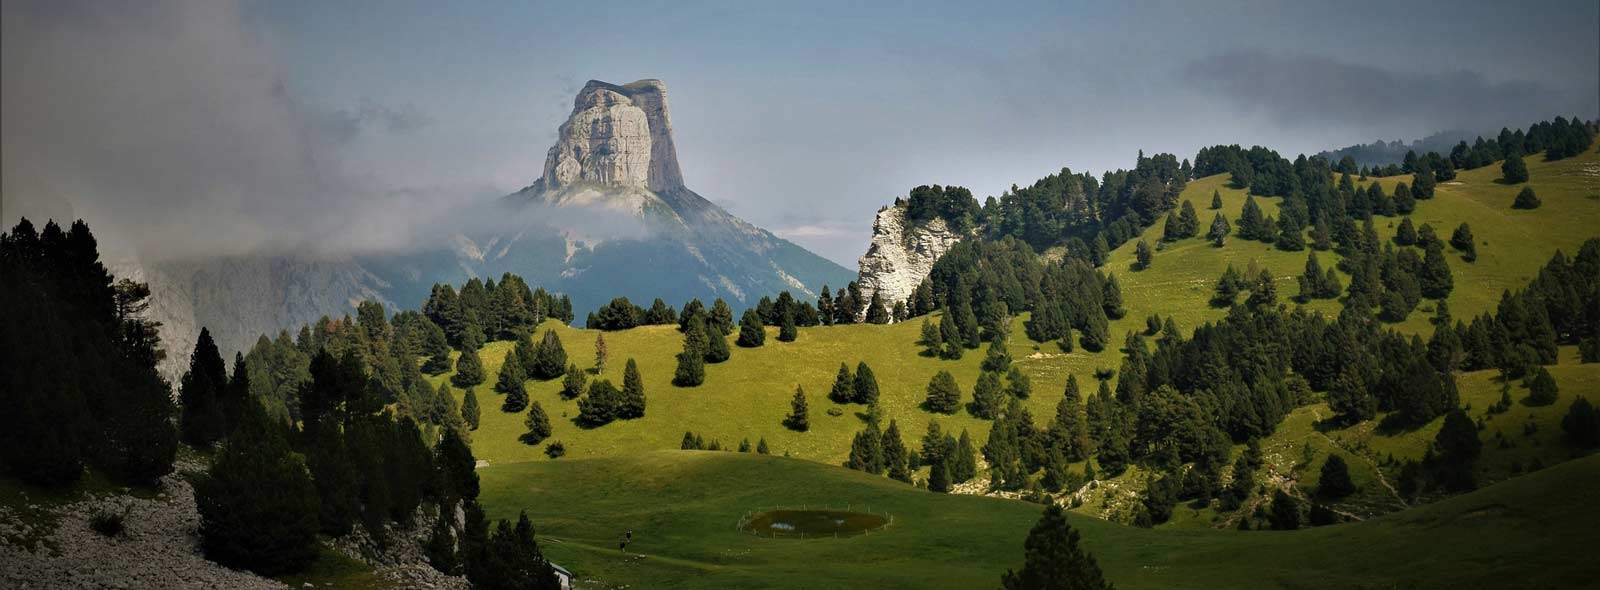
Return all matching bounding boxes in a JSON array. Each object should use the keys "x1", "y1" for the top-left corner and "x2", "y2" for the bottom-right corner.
[
  {"x1": 0, "y1": 459, "x2": 469, "y2": 590},
  {"x1": 0, "y1": 459, "x2": 284, "y2": 589}
]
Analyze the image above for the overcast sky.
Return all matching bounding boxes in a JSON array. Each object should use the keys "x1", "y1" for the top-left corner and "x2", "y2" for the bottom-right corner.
[{"x1": 4, "y1": 0, "x2": 1596, "y2": 265}]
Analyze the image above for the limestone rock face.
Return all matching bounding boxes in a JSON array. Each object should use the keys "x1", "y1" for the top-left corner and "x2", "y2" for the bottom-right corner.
[
  {"x1": 856, "y1": 205, "x2": 964, "y2": 319},
  {"x1": 541, "y1": 79, "x2": 684, "y2": 193}
]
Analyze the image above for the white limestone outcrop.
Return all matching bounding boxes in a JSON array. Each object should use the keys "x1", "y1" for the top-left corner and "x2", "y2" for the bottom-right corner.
[{"x1": 855, "y1": 205, "x2": 964, "y2": 319}]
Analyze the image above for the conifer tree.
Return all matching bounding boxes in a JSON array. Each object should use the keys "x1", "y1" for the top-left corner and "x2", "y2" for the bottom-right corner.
[
  {"x1": 1247, "y1": 269, "x2": 1277, "y2": 309},
  {"x1": 1276, "y1": 216, "x2": 1305, "y2": 251},
  {"x1": 1208, "y1": 212, "x2": 1231, "y2": 247},
  {"x1": 1134, "y1": 239, "x2": 1154, "y2": 270},
  {"x1": 1268, "y1": 489, "x2": 1301, "y2": 530},
  {"x1": 883, "y1": 420, "x2": 911, "y2": 482},
  {"x1": 461, "y1": 389, "x2": 481, "y2": 430},
  {"x1": 785, "y1": 385, "x2": 810, "y2": 431},
  {"x1": 865, "y1": 292, "x2": 891, "y2": 324},
  {"x1": 999, "y1": 505, "x2": 1112, "y2": 590},
  {"x1": 1395, "y1": 217, "x2": 1418, "y2": 246},
  {"x1": 529, "y1": 330, "x2": 567, "y2": 379},
  {"x1": 1318, "y1": 454, "x2": 1356, "y2": 498},
  {"x1": 1450, "y1": 223, "x2": 1477, "y2": 262},
  {"x1": 778, "y1": 308, "x2": 798, "y2": 342},
  {"x1": 928, "y1": 456, "x2": 953, "y2": 493},
  {"x1": 940, "y1": 310, "x2": 965, "y2": 359},
  {"x1": 560, "y1": 363, "x2": 587, "y2": 400},
  {"x1": 673, "y1": 316, "x2": 708, "y2": 387},
  {"x1": 1102, "y1": 274, "x2": 1127, "y2": 319},
  {"x1": 704, "y1": 318, "x2": 731, "y2": 363},
  {"x1": 1177, "y1": 200, "x2": 1200, "y2": 237},
  {"x1": 1005, "y1": 366, "x2": 1032, "y2": 400},
  {"x1": 453, "y1": 346, "x2": 486, "y2": 388},
  {"x1": 619, "y1": 359, "x2": 646, "y2": 419},
  {"x1": 854, "y1": 362, "x2": 880, "y2": 405},
  {"x1": 179, "y1": 328, "x2": 228, "y2": 448},
  {"x1": 520, "y1": 401, "x2": 551, "y2": 445},
  {"x1": 1527, "y1": 366, "x2": 1559, "y2": 405},
  {"x1": 709, "y1": 298, "x2": 735, "y2": 336},
  {"x1": 500, "y1": 371, "x2": 528, "y2": 414},
  {"x1": 1501, "y1": 152, "x2": 1528, "y2": 183},
  {"x1": 970, "y1": 371, "x2": 1004, "y2": 419},
  {"x1": 925, "y1": 370, "x2": 962, "y2": 414},
  {"x1": 920, "y1": 317, "x2": 944, "y2": 356},
  {"x1": 493, "y1": 349, "x2": 524, "y2": 395},
  {"x1": 577, "y1": 379, "x2": 623, "y2": 426},
  {"x1": 1080, "y1": 308, "x2": 1111, "y2": 352},
  {"x1": 1561, "y1": 397, "x2": 1600, "y2": 448},
  {"x1": 846, "y1": 424, "x2": 884, "y2": 474},
  {"x1": 1393, "y1": 182, "x2": 1416, "y2": 213},
  {"x1": 954, "y1": 429, "x2": 978, "y2": 483},
  {"x1": 1210, "y1": 189, "x2": 1223, "y2": 209},
  {"x1": 1420, "y1": 242, "x2": 1454, "y2": 298},
  {"x1": 829, "y1": 363, "x2": 855, "y2": 403},
  {"x1": 983, "y1": 337, "x2": 1013, "y2": 373},
  {"x1": 1238, "y1": 195, "x2": 1265, "y2": 240},
  {"x1": 757, "y1": 438, "x2": 771, "y2": 454},
  {"x1": 737, "y1": 309, "x2": 766, "y2": 347},
  {"x1": 1513, "y1": 186, "x2": 1541, "y2": 209},
  {"x1": 594, "y1": 332, "x2": 608, "y2": 373},
  {"x1": 194, "y1": 403, "x2": 319, "y2": 575}
]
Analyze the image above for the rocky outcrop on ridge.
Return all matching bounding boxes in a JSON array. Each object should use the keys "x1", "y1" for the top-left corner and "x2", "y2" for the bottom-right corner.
[{"x1": 855, "y1": 204, "x2": 965, "y2": 319}]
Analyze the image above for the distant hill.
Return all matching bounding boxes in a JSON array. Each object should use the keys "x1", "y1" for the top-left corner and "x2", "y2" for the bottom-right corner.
[{"x1": 1317, "y1": 128, "x2": 1484, "y2": 167}]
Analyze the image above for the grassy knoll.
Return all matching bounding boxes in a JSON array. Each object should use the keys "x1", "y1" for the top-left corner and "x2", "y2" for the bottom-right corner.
[{"x1": 479, "y1": 448, "x2": 1600, "y2": 589}]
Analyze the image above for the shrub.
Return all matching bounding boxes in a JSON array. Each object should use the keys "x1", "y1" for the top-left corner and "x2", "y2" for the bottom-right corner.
[
  {"x1": 89, "y1": 511, "x2": 125, "y2": 538},
  {"x1": 544, "y1": 441, "x2": 566, "y2": 459}
]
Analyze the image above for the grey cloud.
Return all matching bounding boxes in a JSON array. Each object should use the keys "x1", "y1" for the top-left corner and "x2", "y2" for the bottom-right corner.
[{"x1": 1183, "y1": 50, "x2": 1595, "y2": 139}]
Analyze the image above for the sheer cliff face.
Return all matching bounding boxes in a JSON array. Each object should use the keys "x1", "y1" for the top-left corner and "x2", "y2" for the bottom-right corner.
[
  {"x1": 540, "y1": 80, "x2": 684, "y2": 194},
  {"x1": 856, "y1": 205, "x2": 964, "y2": 319}
]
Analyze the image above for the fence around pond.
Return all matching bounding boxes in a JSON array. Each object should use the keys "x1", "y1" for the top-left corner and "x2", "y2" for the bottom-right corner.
[{"x1": 735, "y1": 504, "x2": 895, "y2": 539}]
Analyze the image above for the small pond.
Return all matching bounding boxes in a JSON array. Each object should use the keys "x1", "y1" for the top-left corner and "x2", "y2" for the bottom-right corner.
[{"x1": 739, "y1": 509, "x2": 890, "y2": 538}]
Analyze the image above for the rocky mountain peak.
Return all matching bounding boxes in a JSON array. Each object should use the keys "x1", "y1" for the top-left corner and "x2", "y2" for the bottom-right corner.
[{"x1": 540, "y1": 79, "x2": 684, "y2": 194}]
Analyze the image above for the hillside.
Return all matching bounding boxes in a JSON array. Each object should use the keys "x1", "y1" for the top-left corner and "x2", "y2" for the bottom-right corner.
[{"x1": 477, "y1": 449, "x2": 1600, "y2": 589}]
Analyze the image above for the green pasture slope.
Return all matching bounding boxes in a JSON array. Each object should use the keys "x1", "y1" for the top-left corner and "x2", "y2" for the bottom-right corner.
[{"x1": 479, "y1": 449, "x2": 1600, "y2": 589}]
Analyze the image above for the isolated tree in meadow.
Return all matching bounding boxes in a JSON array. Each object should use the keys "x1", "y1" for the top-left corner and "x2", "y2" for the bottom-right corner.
[
  {"x1": 520, "y1": 401, "x2": 551, "y2": 445},
  {"x1": 1207, "y1": 213, "x2": 1231, "y2": 247},
  {"x1": 461, "y1": 389, "x2": 481, "y2": 430},
  {"x1": 452, "y1": 345, "x2": 486, "y2": 388},
  {"x1": 829, "y1": 362, "x2": 855, "y2": 403},
  {"x1": 529, "y1": 330, "x2": 567, "y2": 380},
  {"x1": 939, "y1": 310, "x2": 964, "y2": 359},
  {"x1": 1238, "y1": 195, "x2": 1265, "y2": 240},
  {"x1": 999, "y1": 504, "x2": 1112, "y2": 590},
  {"x1": 1395, "y1": 217, "x2": 1418, "y2": 246},
  {"x1": 854, "y1": 362, "x2": 880, "y2": 405},
  {"x1": 1450, "y1": 223, "x2": 1477, "y2": 262},
  {"x1": 757, "y1": 438, "x2": 771, "y2": 454},
  {"x1": 785, "y1": 385, "x2": 810, "y2": 431},
  {"x1": 577, "y1": 379, "x2": 623, "y2": 426},
  {"x1": 1501, "y1": 153, "x2": 1529, "y2": 183},
  {"x1": 1420, "y1": 243, "x2": 1454, "y2": 299},
  {"x1": 1134, "y1": 239, "x2": 1154, "y2": 270},
  {"x1": 560, "y1": 363, "x2": 587, "y2": 400},
  {"x1": 619, "y1": 359, "x2": 646, "y2": 419},
  {"x1": 1210, "y1": 189, "x2": 1223, "y2": 209},
  {"x1": 673, "y1": 316, "x2": 708, "y2": 387},
  {"x1": 778, "y1": 308, "x2": 798, "y2": 342},
  {"x1": 194, "y1": 403, "x2": 319, "y2": 576},
  {"x1": 924, "y1": 370, "x2": 962, "y2": 414},
  {"x1": 1526, "y1": 366, "x2": 1559, "y2": 406},
  {"x1": 1318, "y1": 454, "x2": 1356, "y2": 499},
  {"x1": 737, "y1": 309, "x2": 766, "y2": 347},
  {"x1": 704, "y1": 318, "x2": 732, "y2": 363},
  {"x1": 594, "y1": 332, "x2": 608, "y2": 373},
  {"x1": 1513, "y1": 186, "x2": 1541, "y2": 209}
]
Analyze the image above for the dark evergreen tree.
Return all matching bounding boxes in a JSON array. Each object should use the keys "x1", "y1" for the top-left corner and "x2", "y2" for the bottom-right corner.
[
  {"x1": 709, "y1": 298, "x2": 736, "y2": 336},
  {"x1": 1210, "y1": 189, "x2": 1223, "y2": 209},
  {"x1": 1561, "y1": 397, "x2": 1600, "y2": 448},
  {"x1": 1501, "y1": 153, "x2": 1528, "y2": 183},
  {"x1": 452, "y1": 346, "x2": 486, "y2": 388},
  {"x1": 520, "y1": 401, "x2": 552, "y2": 445},
  {"x1": 785, "y1": 385, "x2": 810, "y2": 431},
  {"x1": 953, "y1": 429, "x2": 979, "y2": 483},
  {"x1": 1103, "y1": 274, "x2": 1127, "y2": 319},
  {"x1": 529, "y1": 330, "x2": 567, "y2": 380},
  {"x1": 1268, "y1": 489, "x2": 1300, "y2": 530},
  {"x1": 925, "y1": 370, "x2": 963, "y2": 414},
  {"x1": 866, "y1": 292, "x2": 892, "y2": 324},
  {"x1": 466, "y1": 512, "x2": 560, "y2": 590},
  {"x1": 757, "y1": 438, "x2": 771, "y2": 454},
  {"x1": 619, "y1": 359, "x2": 646, "y2": 419},
  {"x1": 970, "y1": 371, "x2": 1005, "y2": 419},
  {"x1": 673, "y1": 316, "x2": 708, "y2": 387},
  {"x1": 1134, "y1": 239, "x2": 1154, "y2": 270},
  {"x1": 846, "y1": 424, "x2": 885, "y2": 474},
  {"x1": 1207, "y1": 212, "x2": 1231, "y2": 247},
  {"x1": 1450, "y1": 223, "x2": 1477, "y2": 261},
  {"x1": 461, "y1": 389, "x2": 481, "y2": 430},
  {"x1": 179, "y1": 328, "x2": 229, "y2": 448},
  {"x1": 999, "y1": 504, "x2": 1112, "y2": 590},
  {"x1": 920, "y1": 317, "x2": 944, "y2": 356},
  {"x1": 1420, "y1": 242, "x2": 1454, "y2": 299},
  {"x1": 577, "y1": 379, "x2": 623, "y2": 427},
  {"x1": 939, "y1": 310, "x2": 964, "y2": 359},
  {"x1": 1513, "y1": 186, "x2": 1541, "y2": 209},
  {"x1": 778, "y1": 308, "x2": 798, "y2": 342},
  {"x1": 737, "y1": 309, "x2": 766, "y2": 347},
  {"x1": 194, "y1": 403, "x2": 319, "y2": 575},
  {"x1": 1432, "y1": 409, "x2": 1481, "y2": 491},
  {"x1": 559, "y1": 363, "x2": 587, "y2": 400},
  {"x1": 1006, "y1": 366, "x2": 1033, "y2": 400},
  {"x1": 854, "y1": 362, "x2": 880, "y2": 405},
  {"x1": 1318, "y1": 454, "x2": 1356, "y2": 499},
  {"x1": 704, "y1": 318, "x2": 731, "y2": 363},
  {"x1": 829, "y1": 363, "x2": 855, "y2": 403},
  {"x1": 1526, "y1": 366, "x2": 1559, "y2": 406},
  {"x1": 1238, "y1": 195, "x2": 1266, "y2": 240},
  {"x1": 883, "y1": 420, "x2": 911, "y2": 483}
]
